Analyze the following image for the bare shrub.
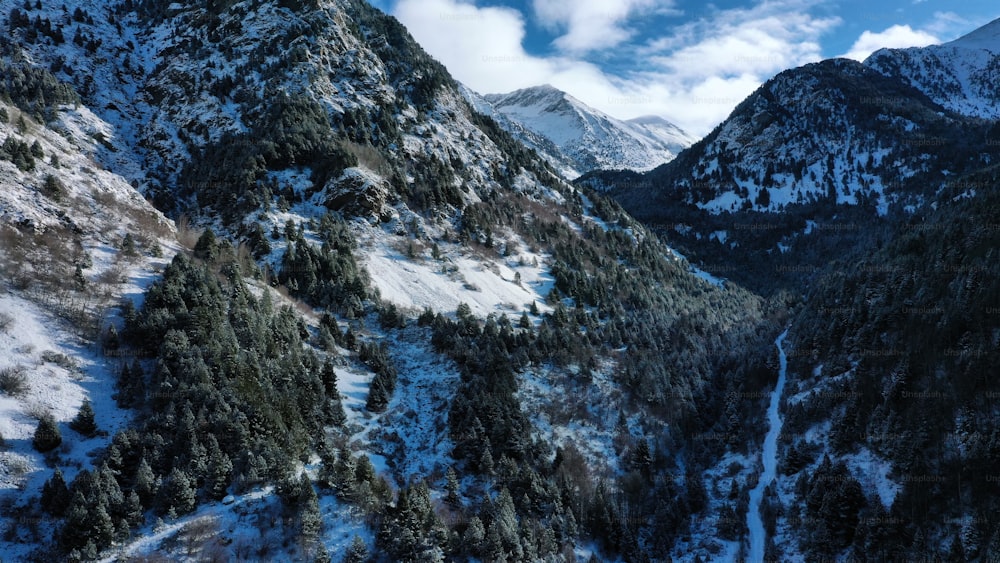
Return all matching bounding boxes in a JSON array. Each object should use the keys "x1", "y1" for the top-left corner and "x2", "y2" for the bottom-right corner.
[
  {"x1": 5, "y1": 455, "x2": 31, "y2": 485},
  {"x1": 175, "y1": 215, "x2": 202, "y2": 249},
  {"x1": 135, "y1": 208, "x2": 174, "y2": 239},
  {"x1": 0, "y1": 225, "x2": 29, "y2": 286},
  {"x1": 40, "y1": 350, "x2": 76, "y2": 370},
  {"x1": 0, "y1": 365, "x2": 28, "y2": 396},
  {"x1": 392, "y1": 238, "x2": 427, "y2": 261},
  {"x1": 96, "y1": 263, "x2": 127, "y2": 286},
  {"x1": 341, "y1": 140, "x2": 394, "y2": 176},
  {"x1": 92, "y1": 188, "x2": 118, "y2": 209},
  {"x1": 25, "y1": 402, "x2": 49, "y2": 421}
]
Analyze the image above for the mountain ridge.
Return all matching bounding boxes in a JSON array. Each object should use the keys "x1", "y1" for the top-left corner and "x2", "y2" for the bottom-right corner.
[
  {"x1": 0, "y1": 1, "x2": 778, "y2": 561},
  {"x1": 864, "y1": 17, "x2": 1000, "y2": 120},
  {"x1": 580, "y1": 16, "x2": 1000, "y2": 561},
  {"x1": 478, "y1": 83, "x2": 695, "y2": 178}
]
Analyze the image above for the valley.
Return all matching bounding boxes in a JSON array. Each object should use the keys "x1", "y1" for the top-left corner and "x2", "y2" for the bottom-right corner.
[{"x1": 0, "y1": 0, "x2": 997, "y2": 561}]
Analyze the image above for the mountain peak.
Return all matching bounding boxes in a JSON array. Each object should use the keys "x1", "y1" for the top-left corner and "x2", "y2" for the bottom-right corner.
[
  {"x1": 486, "y1": 84, "x2": 577, "y2": 110},
  {"x1": 864, "y1": 16, "x2": 1000, "y2": 120},
  {"x1": 944, "y1": 16, "x2": 1000, "y2": 51},
  {"x1": 479, "y1": 85, "x2": 692, "y2": 177},
  {"x1": 627, "y1": 115, "x2": 672, "y2": 125}
]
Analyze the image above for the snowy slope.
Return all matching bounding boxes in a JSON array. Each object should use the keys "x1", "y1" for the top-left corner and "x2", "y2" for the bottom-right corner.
[
  {"x1": 460, "y1": 84, "x2": 582, "y2": 180},
  {"x1": 866, "y1": 17, "x2": 1000, "y2": 120},
  {"x1": 481, "y1": 85, "x2": 695, "y2": 178},
  {"x1": 0, "y1": 1, "x2": 775, "y2": 560},
  {"x1": 593, "y1": 52, "x2": 997, "y2": 223},
  {"x1": 0, "y1": 96, "x2": 178, "y2": 560}
]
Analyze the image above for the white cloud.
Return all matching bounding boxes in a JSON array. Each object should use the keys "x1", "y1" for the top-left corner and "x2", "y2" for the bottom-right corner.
[
  {"x1": 531, "y1": 0, "x2": 675, "y2": 53},
  {"x1": 393, "y1": 0, "x2": 842, "y2": 137},
  {"x1": 841, "y1": 25, "x2": 940, "y2": 61},
  {"x1": 393, "y1": 0, "x2": 552, "y2": 93},
  {"x1": 922, "y1": 11, "x2": 982, "y2": 40},
  {"x1": 609, "y1": 1, "x2": 840, "y2": 134}
]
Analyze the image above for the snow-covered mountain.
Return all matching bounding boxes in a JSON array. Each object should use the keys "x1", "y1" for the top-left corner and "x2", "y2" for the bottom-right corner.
[
  {"x1": 0, "y1": 1, "x2": 777, "y2": 561},
  {"x1": 580, "y1": 16, "x2": 1000, "y2": 562},
  {"x1": 578, "y1": 20, "x2": 1000, "y2": 293},
  {"x1": 6, "y1": 0, "x2": 999, "y2": 559},
  {"x1": 582, "y1": 18, "x2": 1000, "y2": 223},
  {"x1": 865, "y1": 17, "x2": 1000, "y2": 120},
  {"x1": 478, "y1": 84, "x2": 695, "y2": 178}
]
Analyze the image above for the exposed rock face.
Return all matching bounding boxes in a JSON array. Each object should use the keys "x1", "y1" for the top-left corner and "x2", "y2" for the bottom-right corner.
[{"x1": 324, "y1": 167, "x2": 394, "y2": 222}]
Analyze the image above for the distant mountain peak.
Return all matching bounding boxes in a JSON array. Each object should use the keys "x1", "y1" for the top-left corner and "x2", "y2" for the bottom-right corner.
[
  {"x1": 944, "y1": 16, "x2": 1000, "y2": 51},
  {"x1": 477, "y1": 84, "x2": 694, "y2": 178},
  {"x1": 627, "y1": 115, "x2": 674, "y2": 125},
  {"x1": 865, "y1": 17, "x2": 1000, "y2": 120}
]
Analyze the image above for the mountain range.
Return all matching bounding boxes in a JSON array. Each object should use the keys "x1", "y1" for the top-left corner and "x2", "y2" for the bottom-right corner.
[
  {"x1": 0, "y1": 1, "x2": 769, "y2": 561},
  {"x1": 582, "y1": 16, "x2": 1000, "y2": 561},
  {"x1": 468, "y1": 84, "x2": 694, "y2": 179},
  {"x1": 1, "y1": 0, "x2": 999, "y2": 561}
]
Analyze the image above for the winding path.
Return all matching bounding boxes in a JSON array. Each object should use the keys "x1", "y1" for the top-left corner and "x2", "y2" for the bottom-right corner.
[{"x1": 746, "y1": 329, "x2": 789, "y2": 562}]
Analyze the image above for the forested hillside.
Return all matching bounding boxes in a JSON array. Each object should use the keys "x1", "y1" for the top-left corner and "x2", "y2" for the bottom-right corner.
[
  {"x1": 0, "y1": 0, "x2": 786, "y2": 560},
  {"x1": 585, "y1": 18, "x2": 1000, "y2": 562}
]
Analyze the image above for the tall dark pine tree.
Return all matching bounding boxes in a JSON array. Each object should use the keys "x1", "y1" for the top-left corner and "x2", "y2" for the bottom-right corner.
[
  {"x1": 69, "y1": 399, "x2": 98, "y2": 437},
  {"x1": 41, "y1": 469, "x2": 71, "y2": 516},
  {"x1": 33, "y1": 414, "x2": 62, "y2": 452}
]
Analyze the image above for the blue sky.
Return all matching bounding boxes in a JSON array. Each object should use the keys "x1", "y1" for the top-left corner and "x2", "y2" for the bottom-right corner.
[{"x1": 367, "y1": 0, "x2": 998, "y2": 137}]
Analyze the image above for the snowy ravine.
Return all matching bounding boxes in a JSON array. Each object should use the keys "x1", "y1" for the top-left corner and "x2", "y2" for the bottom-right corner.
[{"x1": 746, "y1": 329, "x2": 789, "y2": 562}]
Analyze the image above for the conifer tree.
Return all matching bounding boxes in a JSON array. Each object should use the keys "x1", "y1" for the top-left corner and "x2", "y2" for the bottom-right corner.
[
  {"x1": 444, "y1": 467, "x2": 461, "y2": 507},
  {"x1": 343, "y1": 535, "x2": 369, "y2": 563},
  {"x1": 33, "y1": 413, "x2": 61, "y2": 452},
  {"x1": 298, "y1": 474, "x2": 322, "y2": 543},
  {"x1": 161, "y1": 467, "x2": 196, "y2": 516},
  {"x1": 135, "y1": 457, "x2": 158, "y2": 506},
  {"x1": 41, "y1": 469, "x2": 70, "y2": 516},
  {"x1": 69, "y1": 398, "x2": 98, "y2": 437}
]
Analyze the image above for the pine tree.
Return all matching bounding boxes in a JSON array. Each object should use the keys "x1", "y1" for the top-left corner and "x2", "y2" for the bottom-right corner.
[
  {"x1": 479, "y1": 446, "x2": 495, "y2": 476},
  {"x1": 203, "y1": 437, "x2": 233, "y2": 500},
  {"x1": 135, "y1": 457, "x2": 158, "y2": 506},
  {"x1": 444, "y1": 467, "x2": 461, "y2": 507},
  {"x1": 366, "y1": 369, "x2": 392, "y2": 412},
  {"x1": 630, "y1": 438, "x2": 652, "y2": 477},
  {"x1": 463, "y1": 516, "x2": 486, "y2": 556},
  {"x1": 343, "y1": 535, "x2": 369, "y2": 563},
  {"x1": 354, "y1": 455, "x2": 376, "y2": 486},
  {"x1": 298, "y1": 474, "x2": 322, "y2": 543},
  {"x1": 124, "y1": 490, "x2": 143, "y2": 526},
  {"x1": 492, "y1": 488, "x2": 521, "y2": 556},
  {"x1": 121, "y1": 233, "x2": 138, "y2": 257},
  {"x1": 333, "y1": 447, "x2": 356, "y2": 496},
  {"x1": 33, "y1": 413, "x2": 62, "y2": 452},
  {"x1": 161, "y1": 467, "x2": 196, "y2": 516},
  {"x1": 41, "y1": 469, "x2": 71, "y2": 516},
  {"x1": 193, "y1": 228, "x2": 218, "y2": 260},
  {"x1": 69, "y1": 398, "x2": 98, "y2": 437}
]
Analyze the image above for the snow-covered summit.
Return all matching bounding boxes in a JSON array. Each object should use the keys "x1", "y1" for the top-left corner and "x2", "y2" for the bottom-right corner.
[
  {"x1": 944, "y1": 16, "x2": 1000, "y2": 52},
  {"x1": 626, "y1": 115, "x2": 692, "y2": 146},
  {"x1": 865, "y1": 17, "x2": 1000, "y2": 120},
  {"x1": 479, "y1": 84, "x2": 694, "y2": 178}
]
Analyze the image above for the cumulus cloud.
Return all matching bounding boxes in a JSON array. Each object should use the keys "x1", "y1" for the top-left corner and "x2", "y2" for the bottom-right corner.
[
  {"x1": 393, "y1": 0, "x2": 618, "y2": 97},
  {"x1": 392, "y1": 0, "x2": 843, "y2": 137},
  {"x1": 616, "y1": 1, "x2": 840, "y2": 134},
  {"x1": 842, "y1": 24, "x2": 940, "y2": 61},
  {"x1": 393, "y1": 0, "x2": 544, "y2": 92},
  {"x1": 531, "y1": 0, "x2": 676, "y2": 53}
]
